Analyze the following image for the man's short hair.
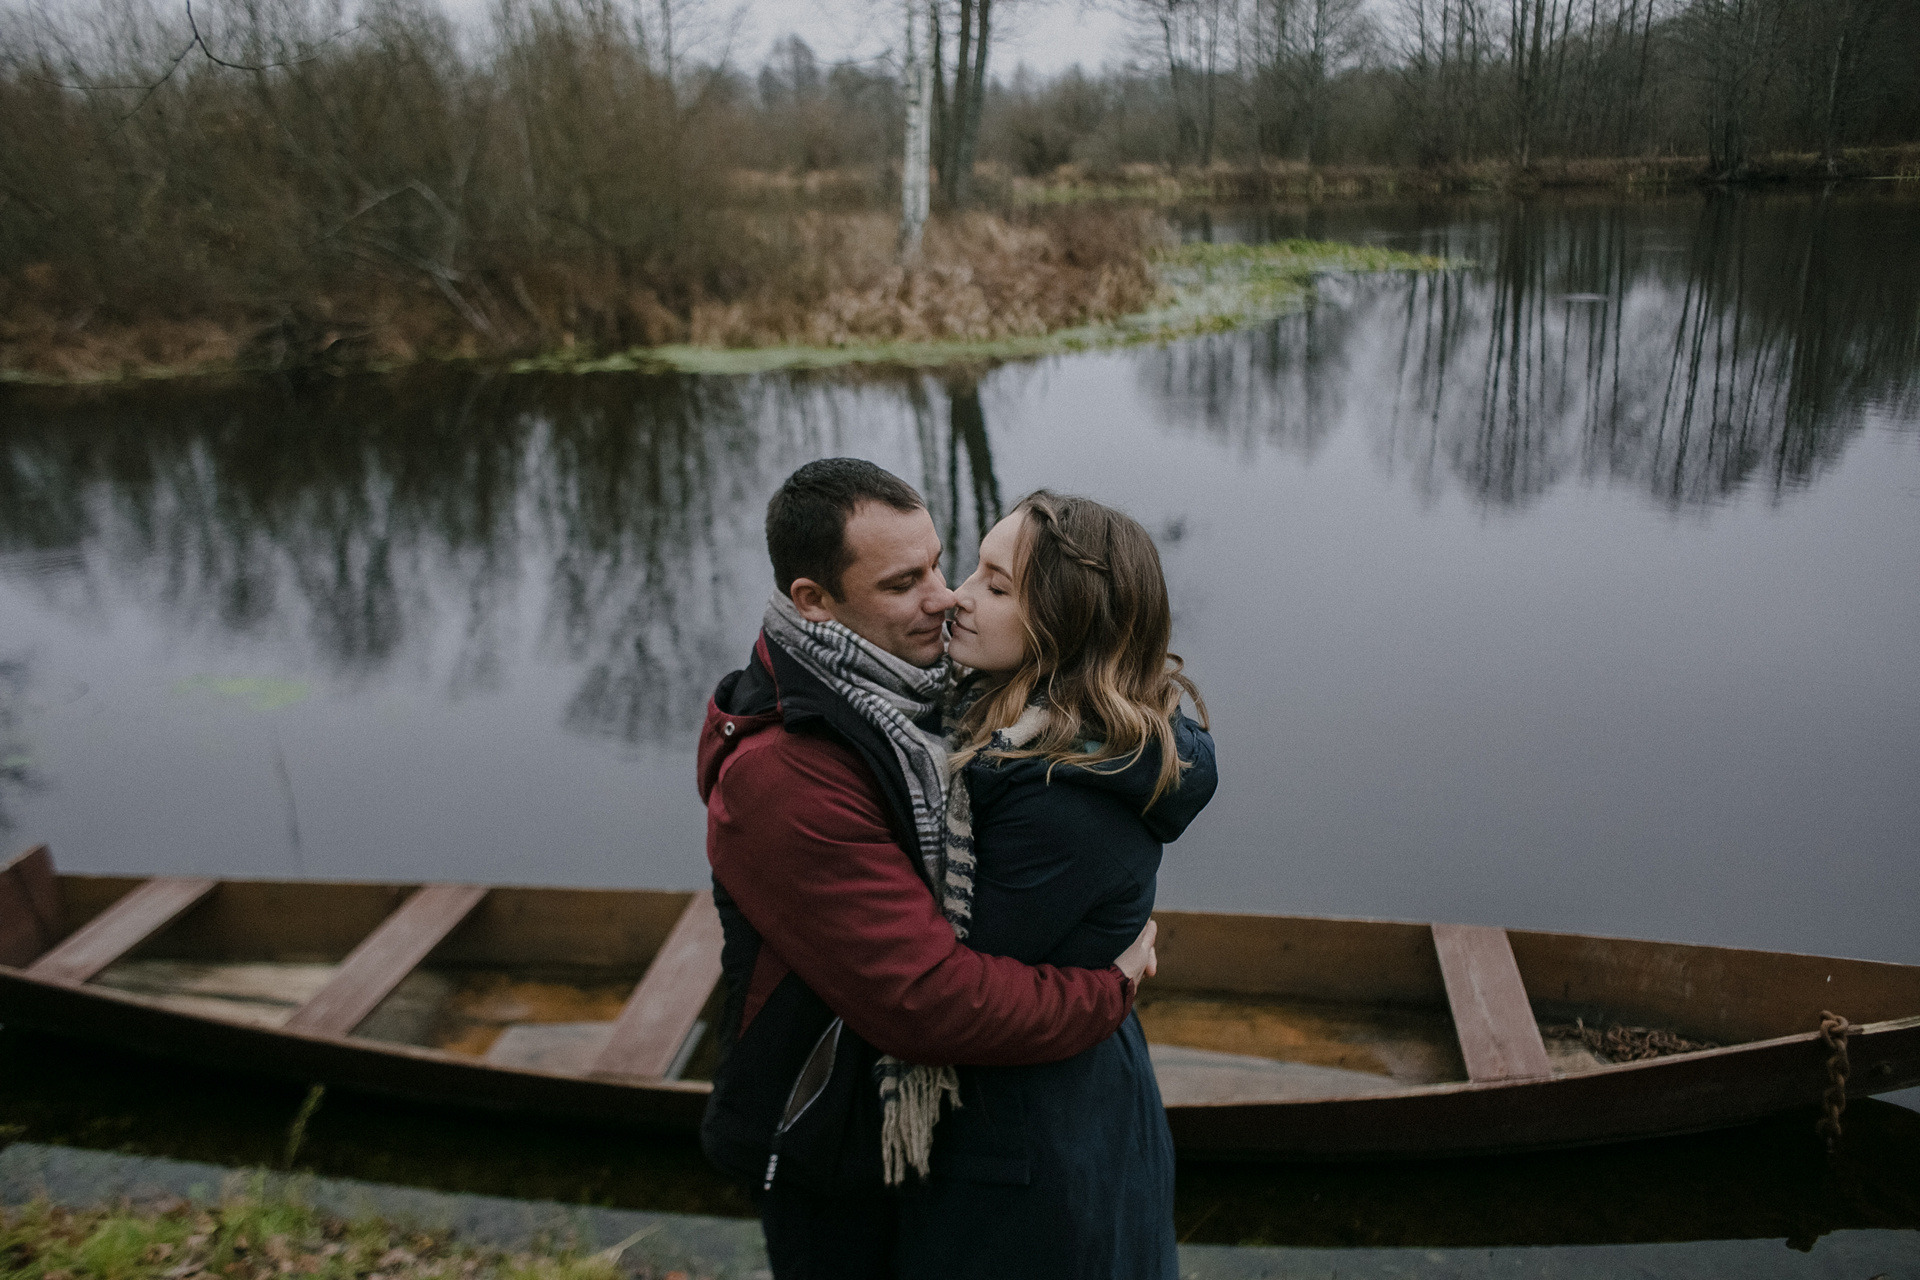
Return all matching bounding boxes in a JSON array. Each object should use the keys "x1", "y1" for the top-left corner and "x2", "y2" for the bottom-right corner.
[{"x1": 766, "y1": 458, "x2": 925, "y2": 597}]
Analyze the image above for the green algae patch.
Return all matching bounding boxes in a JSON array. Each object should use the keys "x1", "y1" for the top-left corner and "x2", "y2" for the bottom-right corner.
[
  {"x1": 172, "y1": 675, "x2": 312, "y2": 712},
  {"x1": 517, "y1": 239, "x2": 1457, "y2": 376},
  {"x1": 508, "y1": 332, "x2": 1117, "y2": 376},
  {"x1": 1136, "y1": 239, "x2": 1453, "y2": 334}
]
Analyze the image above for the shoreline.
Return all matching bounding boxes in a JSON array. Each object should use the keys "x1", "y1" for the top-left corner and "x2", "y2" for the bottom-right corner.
[
  {"x1": 12, "y1": 146, "x2": 1912, "y2": 390},
  {"x1": 1003, "y1": 145, "x2": 1920, "y2": 205},
  {"x1": 1, "y1": 240, "x2": 1450, "y2": 389}
]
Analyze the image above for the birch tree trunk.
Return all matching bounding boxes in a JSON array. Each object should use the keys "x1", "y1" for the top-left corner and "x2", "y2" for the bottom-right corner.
[{"x1": 901, "y1": 0, "x2": 933, "y2": 258}]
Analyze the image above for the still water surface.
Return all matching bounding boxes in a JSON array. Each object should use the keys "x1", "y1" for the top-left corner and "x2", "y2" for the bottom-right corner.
[
  {"x1": 1, "y1": 187, "x2": 1918, "y2": 1265},
  {"x1": 4, "y1": 190, "x2": 1914, "y2": 965}
]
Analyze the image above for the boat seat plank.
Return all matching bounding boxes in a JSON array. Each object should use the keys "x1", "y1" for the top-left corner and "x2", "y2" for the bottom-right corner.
[
  {"x1": 1432, "y1": 922, "x2": 1553, "y2": 1082},
  {"x1": 590, "y1": 890, "x2": 724, "y2": 1082},
  {"x1": 26, "y1": 876, "x2": 217, "y2": 985},
  {"x1": 487, "y1": 1022, "x2": 616, "y2": 1075},
  {"x1": 285, "y1": 884, "x2": 487, "y2": 1038},
  {"x1": 0, "y1": 846, "x2": 62, "y2": 969}
]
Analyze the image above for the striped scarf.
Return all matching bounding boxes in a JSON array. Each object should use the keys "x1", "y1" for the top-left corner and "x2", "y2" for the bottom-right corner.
[
  {"x1": 760, "y1": 592, "x2": 950, "y2": 882},
  {"x1": 760, "y1": 594, "x2": 1054, "y2": 1184}
]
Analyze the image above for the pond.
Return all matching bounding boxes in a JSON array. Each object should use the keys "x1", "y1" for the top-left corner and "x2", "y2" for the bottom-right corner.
[
  {"x1": 4, "y1": 188, "x2": 1914, "y2": 964},
  {"x1": 0, "y1": 187, "x2": 1917, "y2": 1260}
]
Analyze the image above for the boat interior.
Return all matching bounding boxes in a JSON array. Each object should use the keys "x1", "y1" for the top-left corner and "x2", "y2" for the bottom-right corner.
[{"x1": 3, "y1": 848, "x2": 1916, "y2": 1105}]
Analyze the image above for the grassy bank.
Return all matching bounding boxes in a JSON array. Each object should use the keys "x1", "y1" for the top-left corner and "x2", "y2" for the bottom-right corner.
[
  {"x1": 1005, "y1": 144, "x2": 1920, "y2": 205},
  {"x1": 0, "y1": 207, "x2": 1160, "y2": 385},
  {"x1": 1, "y1": 217, "x2": 1448, "y2": 385},
  {"x1": 513, "y1": 238, "x2": 1451, "y2": 375},
  {"x1": 0, "y1": 1193, "x2": 673, "y2": 1280}
]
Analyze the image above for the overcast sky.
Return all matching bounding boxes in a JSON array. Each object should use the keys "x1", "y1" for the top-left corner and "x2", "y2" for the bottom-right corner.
[
  {"x1": 24, "y1": 0, "x2": 1137, "y2": 80},
  {"x1": 733, "y1": 0, "x2": 1134, "y2": 78},
  {"x1": 420, "y1": 0, "x2": 1138, "y2": 78}
]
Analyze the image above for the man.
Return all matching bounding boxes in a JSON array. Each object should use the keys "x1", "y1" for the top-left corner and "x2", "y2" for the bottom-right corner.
[{"x1": 697, "y1": 459, "x2": 1152, "y2": 1279}]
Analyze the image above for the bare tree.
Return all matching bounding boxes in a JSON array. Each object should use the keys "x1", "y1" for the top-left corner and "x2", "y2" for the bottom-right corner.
[
  {"x1": 1797, "y1": 0, "x2": 1898, "y2": 172},
  {"x1": 1129, "y1": 0, "x2": 1236, "y2": 166},
  {"x1": 902, "y1": 0, "x2": 933, "y2": 254},
  {"x1": 932, "y1": 0, "x2": 994, "y2": 206},
  {"x1": 1239, "y1": 0, "x2": 1368, "y2": 163},
  {"x1": 1392, "y1": 0, "x2": 1498, "y2": 163},
  {"x1": 1680, "y1": 0, "x2": 1787, "y2": 178},
  {"x1": 1299, "y1": 0, "x2": 1370, "y2": 163}
]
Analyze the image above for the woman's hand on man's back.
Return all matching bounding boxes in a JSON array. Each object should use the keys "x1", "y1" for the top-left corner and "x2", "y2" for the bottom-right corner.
[{"x1": 1116, "y1": 918, "x2": 1157, "y2": 985}]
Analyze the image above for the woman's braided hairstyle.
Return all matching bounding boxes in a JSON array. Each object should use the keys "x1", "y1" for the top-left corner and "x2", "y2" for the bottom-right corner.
[
  {"x1": 1024, "y1": 499, "x2": 1112, "y2": 575},
  {"x1": 951, "y1": 489, "x2": 1207, "y2": 808}
]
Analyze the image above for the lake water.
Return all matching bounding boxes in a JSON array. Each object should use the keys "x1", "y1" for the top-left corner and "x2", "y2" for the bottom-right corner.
[
  {"x1": 4, "y1": 189, "x2": 1914, "y2": 966},
  {"x1": 2, "y1": 187, "x2": 1918, "y2": 1264}
]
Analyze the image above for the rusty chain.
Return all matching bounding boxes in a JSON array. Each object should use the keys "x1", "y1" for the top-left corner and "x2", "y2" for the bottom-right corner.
[{"x1": 1816, "y1": 1010, "x2": 1850, "y2": 1152}]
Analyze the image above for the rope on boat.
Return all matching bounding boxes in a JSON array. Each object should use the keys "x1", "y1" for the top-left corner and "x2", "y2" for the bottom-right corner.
[
  {"x1": 1817, "y1": 1010, "x2": 1851, "y2": 1153},
  {"x1": 1546, "y1": 1011, "x2": 1859, "y2": 1155}
]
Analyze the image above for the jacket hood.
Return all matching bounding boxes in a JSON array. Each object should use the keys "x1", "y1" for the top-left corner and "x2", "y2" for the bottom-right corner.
[
  {"x1": 980, "y1": 712, "x2": 1218, "y2": 844},
  {"x1": 697, "y1": 633, "x2": 931, "y2": 869},
  {"x1": 696, "y1": 635, "x2": 783, "y2": 804}
]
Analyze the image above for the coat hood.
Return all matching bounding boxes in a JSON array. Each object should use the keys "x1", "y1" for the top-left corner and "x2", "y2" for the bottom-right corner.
[
  {"x1": 697, "y1": 632, "x2": 931, "y2": 867},
  {"x1": 973, "y1": 711, "x2": 1217, "y2": 844},
  {"x1": 696, "y1": 635, "x2": 783, "y2": 805}
]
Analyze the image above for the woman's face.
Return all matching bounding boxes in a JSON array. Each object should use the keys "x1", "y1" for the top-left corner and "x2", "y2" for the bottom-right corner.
[{"x1": 948, "y1": 512, "x2": 1030, "y2": 673}]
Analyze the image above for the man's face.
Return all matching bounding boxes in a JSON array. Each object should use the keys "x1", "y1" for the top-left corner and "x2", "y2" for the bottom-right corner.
[{"x1": 793, "y1": 502, "x2": 955, "y2": 667}]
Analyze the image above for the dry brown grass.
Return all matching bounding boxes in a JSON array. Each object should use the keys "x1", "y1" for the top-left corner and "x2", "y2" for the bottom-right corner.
[
  {"x1": 685, "y1": 208, "x2": 1165, "y2": 348},
  {"x1": 1011, "y1": 144, "x2": 1920, "y2": 204},
  {"x1": 0, "y1": 207, "x2": 1169, "y2": 382}
]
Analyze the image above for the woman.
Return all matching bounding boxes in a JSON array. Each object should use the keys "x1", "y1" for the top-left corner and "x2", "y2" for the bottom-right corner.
[{"x1": 896, "y1": 489, "x2": 1216, "y2": 1280}]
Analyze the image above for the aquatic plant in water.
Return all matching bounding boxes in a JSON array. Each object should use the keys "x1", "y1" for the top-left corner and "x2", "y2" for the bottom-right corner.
[{"x1": 171, "y1": 677, "x2": 312, "y2": 713}]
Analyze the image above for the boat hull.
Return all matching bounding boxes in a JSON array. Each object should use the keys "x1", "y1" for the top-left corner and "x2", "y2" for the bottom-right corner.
[
  {"x1": 3, "y1": 850, "x2": 1917, "y2": 1160},
  {"x1": 1166, "y1": 1018, "x2": 1920, "y2": 1159},
  {"x1": 0, "y1": 968, "x2": 713, "y2": 1134},
  {"x1": 3, "y1": 966, "x2": 1915, "y2": 1161}
]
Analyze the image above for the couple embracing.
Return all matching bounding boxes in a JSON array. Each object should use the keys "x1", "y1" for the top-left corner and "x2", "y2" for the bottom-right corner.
[{"x1": 696, "y1": 459, "x2": 1217, "y2": 1280}]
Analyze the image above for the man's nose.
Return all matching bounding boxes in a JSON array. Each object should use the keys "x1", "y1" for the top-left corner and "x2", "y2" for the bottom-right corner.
[{"x1": 926, "y1": 582, "x2": 958, "y2": 613}]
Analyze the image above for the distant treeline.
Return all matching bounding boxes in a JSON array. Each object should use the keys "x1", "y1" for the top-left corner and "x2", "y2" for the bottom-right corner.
[
  {"x1": 1, "y1": 0, "x2": 1915, "y2": 378},
  {"x1": 747, "y1": 0, "x2": 1920, "y2": 179}
]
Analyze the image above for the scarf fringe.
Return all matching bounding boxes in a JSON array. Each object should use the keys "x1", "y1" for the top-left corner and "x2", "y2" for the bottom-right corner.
[{"x1": 880, "y1": 1062, "x2": 963, "y2": 1185}]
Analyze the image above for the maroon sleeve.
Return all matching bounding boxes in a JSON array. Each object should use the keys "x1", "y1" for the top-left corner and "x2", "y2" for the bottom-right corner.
[{"x1": 707, "y1": 729, "x2": 1133, "y2": 1066}]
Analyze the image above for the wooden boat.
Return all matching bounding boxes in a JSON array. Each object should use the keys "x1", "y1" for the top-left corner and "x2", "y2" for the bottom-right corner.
[{"x1": 0, "y1": 844, "x2": 1915, "y2": 1160}]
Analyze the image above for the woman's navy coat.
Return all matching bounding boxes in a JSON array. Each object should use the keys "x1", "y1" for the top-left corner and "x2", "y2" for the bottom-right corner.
[{"x1": 896, "y1": 714, "x2": 1217, "y2": 1280}]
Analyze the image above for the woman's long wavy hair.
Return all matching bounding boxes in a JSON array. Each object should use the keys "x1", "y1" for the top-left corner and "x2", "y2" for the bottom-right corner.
[{"x1": 951, "y1": 490, "x2": 1207, "y2": 808}]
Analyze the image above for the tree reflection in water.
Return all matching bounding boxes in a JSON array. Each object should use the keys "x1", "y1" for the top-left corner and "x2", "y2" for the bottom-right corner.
[
  {"x1": 0, "y1": 658, "x2": 38, "y2": 832},
  {"x1": 935, "y1": 373, "x2": 1005, "y2": 567},
  {"x1": 1136, "y1": 290, "x2": 1362, "y2": 462},
  {"x1": 0, "y1": 369, "x2": 1005, "y2": 747},
  {"x1": 1142, "y1": 193, "x2": 1920, "y2": 508}
]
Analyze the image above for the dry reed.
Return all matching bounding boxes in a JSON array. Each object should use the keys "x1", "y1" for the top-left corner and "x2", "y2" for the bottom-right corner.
[{"x1": 684, "y1": 208, "x2": 1164, "y2": 349}]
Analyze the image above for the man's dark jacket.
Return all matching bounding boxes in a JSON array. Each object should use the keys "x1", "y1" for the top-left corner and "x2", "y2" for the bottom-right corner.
[
  {"x1": 896, "y1": 713, "x2": 1217, "y2": 1280},
  {"x1": 695, "y1": 635, "x2": 1134, "y2": 1193}
]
